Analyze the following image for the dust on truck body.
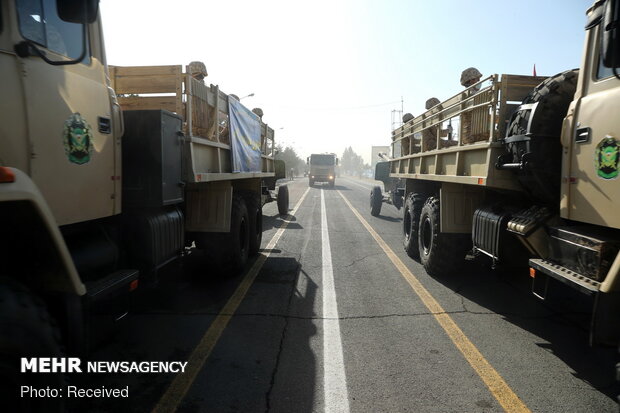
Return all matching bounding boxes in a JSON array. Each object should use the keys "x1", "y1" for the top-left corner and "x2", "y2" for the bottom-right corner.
[
  {"x1": 0, "y1": 0, "x2": 286, "y2": 405},
  {"x1": 383, "y1": 0, "x2": 620, "y2": 346},
  {"x1": 308, "y1": 153, "x2": 338, "y2": 187}
]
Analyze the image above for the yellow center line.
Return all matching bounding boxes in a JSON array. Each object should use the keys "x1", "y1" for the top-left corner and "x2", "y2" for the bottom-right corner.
[
  {"x1": 336, "y1": 190, "x2": 530, "y2": 413},
  {"x1": 152, "y1": 186, "x2": 311, "y2": 413}
]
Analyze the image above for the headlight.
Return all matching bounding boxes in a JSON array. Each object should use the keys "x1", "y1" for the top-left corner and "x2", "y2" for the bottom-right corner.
[
  {"x1": 329, "y1": 176, "x2": 334, "y2": 179},
  {"x1": 311, "y1": 175, "x2": 314, "y2": 178}
]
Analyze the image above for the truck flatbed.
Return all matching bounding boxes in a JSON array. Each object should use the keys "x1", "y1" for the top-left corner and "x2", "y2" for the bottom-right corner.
[
  {"x1": 110, "y1": 64, "x2": 276, "y2": 183},
  {"x1": 390, "y1": 74, "x2": 547, "y2": 191}
]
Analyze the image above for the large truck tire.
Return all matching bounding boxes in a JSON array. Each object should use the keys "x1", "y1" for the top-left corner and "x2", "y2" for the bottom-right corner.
[
  {"x1": 505, "y1": 69, "x2": 579, "y2": 205},
  {"x1": 244, "y1": 194, "x2": 263, "y2": 256},
  {"x1": 0, "y1": 280, "x2": 65, "y2": 413},
  {"x1": 309, "y1": 179, "x2": 314, "y2": 187},
  {"x1": 403, "y1": 192, "x2": 425, "y2": 259},
  {"x1": 418, "y1": 197, "x2": 468, "y2": 276},
  {"x1": 370, "y1": 186, "x2": 383, "y2": 216},
  {"x1": 277, "y1": 185, "x2": 289, "y2": 216},
  {"x1": 227, "y1": 195, "x2": 250, "y2": 274}
]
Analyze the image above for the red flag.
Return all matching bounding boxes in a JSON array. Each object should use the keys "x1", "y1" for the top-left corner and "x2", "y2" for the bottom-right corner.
[{"x1": 533, "y1": 64, "x2": 537, "y2": 76}]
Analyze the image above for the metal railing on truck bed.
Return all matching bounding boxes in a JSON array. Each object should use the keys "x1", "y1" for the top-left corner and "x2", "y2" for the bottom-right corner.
[
  {"x1": 109, "y1": 64, "x2": 276, "y2": 182},
  {"x1": 390, "y1": 74, "x2": 547, "y2": 191}
]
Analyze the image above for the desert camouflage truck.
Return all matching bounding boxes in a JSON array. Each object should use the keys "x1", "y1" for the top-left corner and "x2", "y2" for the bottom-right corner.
[
  {"x1": 0, "y1": 0, "x2": 287, "y2": 408},
  {"x1": 378, "y1": 0, "x2": 620, "y2": 348},
  {"x1": 307, "y1": 153, "x2": 338, "y2": 187}
]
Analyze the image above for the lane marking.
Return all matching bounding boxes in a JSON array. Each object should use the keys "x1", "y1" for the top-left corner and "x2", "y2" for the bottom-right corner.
[
  {"x1": 321, "y1": 189, "x2": 351, "y2": 413},
  {"x1": 152, "y1": 187, "x2": 311, "y2": 413},
  {"x1": 336, "y1": 190, "x2": 531, "y2": 413}
]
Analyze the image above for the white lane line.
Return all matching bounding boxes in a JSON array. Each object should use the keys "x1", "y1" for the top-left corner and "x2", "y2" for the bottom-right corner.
[{"x1": 321, "y1": 189, "x2": 351, "y2": 413}]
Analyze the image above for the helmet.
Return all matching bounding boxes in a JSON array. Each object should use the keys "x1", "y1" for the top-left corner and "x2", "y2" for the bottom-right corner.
[
  {"x1": 402, "y1": 113, "x2": 414, "y2": 123},
  {"x1": 188, "y1": 61, "x2": 207, "y2": 80},
  {"x1": 460, "y1": 67, "x2": 482, "y2": 86},
  {"x1": 252, "y1": 108, "x2": 264, "y2": 119},
  {"x1": 425, "y1": 97, "x2": 440, "y2": 109}
]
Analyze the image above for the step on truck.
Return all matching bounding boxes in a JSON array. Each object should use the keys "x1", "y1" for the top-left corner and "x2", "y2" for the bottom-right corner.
[
  {"x1": 0, "y1": 0, "x2": 287, "y2": 409},
  {"x1": 377, "y1": 0, "x2": 620, "y2": 349},
  {"x1": 307, "y1": 153, "x2": 338, "y2": 187}
]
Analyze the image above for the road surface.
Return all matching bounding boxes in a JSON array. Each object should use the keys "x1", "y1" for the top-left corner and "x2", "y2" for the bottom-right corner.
[{"x1": 72, "y1": 176, "x2": 619, "y2": 413}]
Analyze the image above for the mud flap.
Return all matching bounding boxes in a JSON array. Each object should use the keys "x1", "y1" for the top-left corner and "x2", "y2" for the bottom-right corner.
[{"x1": 590, "y1": 291, "x2": 620, "y2": 346}]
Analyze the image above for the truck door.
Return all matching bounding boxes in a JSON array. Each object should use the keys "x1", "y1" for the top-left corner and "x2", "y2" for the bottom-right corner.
[
  {"x1": 14, "y1": 0, "x2": 116, "y2": 226},
  {"x1": 565, "y1": 23, "x2": 620, "y2": 230}
]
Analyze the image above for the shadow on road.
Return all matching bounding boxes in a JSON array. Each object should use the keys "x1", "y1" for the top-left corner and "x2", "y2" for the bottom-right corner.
[
  {"x1": 262, "y1": 211, "x2": 303, "y2": 232},
  {"x1": 415, "y1": 256, "x2": 619, "y2": 401},
  {"x1": 374, "y1": 214, "x2": 401, "y2": 223},
  {"x1": 70, "y1": 252, "x2": 319, "y2": 413}
]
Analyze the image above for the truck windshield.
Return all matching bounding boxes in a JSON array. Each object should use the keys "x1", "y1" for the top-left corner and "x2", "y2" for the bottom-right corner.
[
  {"x1": 16, "y1": 0, "x2": 87, "y2": 60},
  {"x1": 311, "y1": 155, "x2": 335, "y2": 166}
]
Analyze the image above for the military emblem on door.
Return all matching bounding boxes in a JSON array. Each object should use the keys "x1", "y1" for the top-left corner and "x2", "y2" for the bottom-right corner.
[
  {"x1": 594, "y1": 136, "x2": 619, "y2": 180},
  {"x1": 63, "y1": 113, "x2": 93, "y2": 165}
]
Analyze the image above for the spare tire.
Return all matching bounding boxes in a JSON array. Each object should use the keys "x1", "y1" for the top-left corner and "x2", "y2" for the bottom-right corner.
[{"x1": 504, "y1": 69, "x2": 579, "y2": 205}]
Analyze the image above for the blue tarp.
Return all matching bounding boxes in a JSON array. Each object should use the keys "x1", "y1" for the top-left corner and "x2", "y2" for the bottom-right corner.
[{"x1": 228, "y1": 98, "x2": 262, "y2": 173}]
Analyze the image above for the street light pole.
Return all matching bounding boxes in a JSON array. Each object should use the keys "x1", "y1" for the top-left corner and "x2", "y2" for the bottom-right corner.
[{"x1": 240, "y1": 93, "x2": 255, "y2": 100}]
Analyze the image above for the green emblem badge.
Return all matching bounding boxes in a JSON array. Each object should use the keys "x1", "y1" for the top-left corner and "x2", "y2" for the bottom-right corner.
[
  {"x1": 595, "y1": 136, "x2": 620, "y2": 180},
  {"x1": 63, "y1": 113, "x2": 93, "y2": 165}
]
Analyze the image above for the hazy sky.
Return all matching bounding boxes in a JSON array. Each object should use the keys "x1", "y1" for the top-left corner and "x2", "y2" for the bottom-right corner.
[{"x1": 100, "y1": 0, "x2": 593, "y2": 164}]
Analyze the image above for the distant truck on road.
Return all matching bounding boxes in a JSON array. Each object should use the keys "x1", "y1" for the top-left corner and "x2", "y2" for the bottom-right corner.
[
  {"x1": 307, "y1": 153, "x2": 338, "y2": 187},
  {"x1": 376, "y1": 0, "x2": 620, "y2": 348}
]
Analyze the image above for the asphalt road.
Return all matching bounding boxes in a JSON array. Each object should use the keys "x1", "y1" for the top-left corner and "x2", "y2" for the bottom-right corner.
[{"x1": 71, "y1": 176, "x2": 619, "y2": 413}]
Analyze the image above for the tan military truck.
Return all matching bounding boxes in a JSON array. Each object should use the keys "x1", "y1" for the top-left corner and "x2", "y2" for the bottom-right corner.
[
  {"x1": 380, "y1": 0, "x2": 620, "y2": 347},
  {"x1": 307, "y1": 153, "x2": 338, "y2": 187},
  {"x1": 0, "y1": 0, "x2": 287, "y2": 406}
]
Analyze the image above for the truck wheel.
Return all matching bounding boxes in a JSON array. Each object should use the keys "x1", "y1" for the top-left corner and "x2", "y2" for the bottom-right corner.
[
  {"x1": 329, "y1": 180, "x2": 335, "y2": 188},
  {"x1": 227, "y1": 195, "x2": 250, "y2": 274},
  {"x1": 277, "y1": 185, "x2": 289, "y2": 216},
  {"x1": 0, "y1": 280, "x2": 65, "y2": 413},
  {"x1": 370, "y1": 186, "x2": 383, "y2": 216},
  {"x1": 418, "y1": 197, "x2": 468, "y2": 276},
  {"x1": 403, "y1": 192, "x2": 425, "y2": 259},
  {"x1": 505, "y1": 69, "x2": 579, "y2": 205},
  {"x1": 245, "y1": 194, "x2": 263, "y2": 256},
  {"x1": 309, "y1": 179, "x2": 314, "y2": 187}
]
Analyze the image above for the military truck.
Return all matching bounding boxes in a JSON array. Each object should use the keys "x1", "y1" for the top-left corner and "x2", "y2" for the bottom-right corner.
[
  {"x1": 381, "y1": 0, "x2": 620, "y2": 347},
  {"x1": 307, "y1": 153, "x2": 338, "y2": 187},
  {"x1": 0, "y1": 0, "x2": 287, "y2": 406}
]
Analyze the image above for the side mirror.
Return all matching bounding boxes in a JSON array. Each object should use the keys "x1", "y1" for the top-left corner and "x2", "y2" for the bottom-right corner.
[
  {"x1": 603, "y1": 0, "x2": 620, "y2": 68},
  {"x1": 57, "y1": 0, "x2": 99, "y2": 24},
  {"x1": 336, "y1": 158, "x2": 339, "y2": 165},
  {"x1": 306, "y1": 157, "x2": 309, "y2": 164}
]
